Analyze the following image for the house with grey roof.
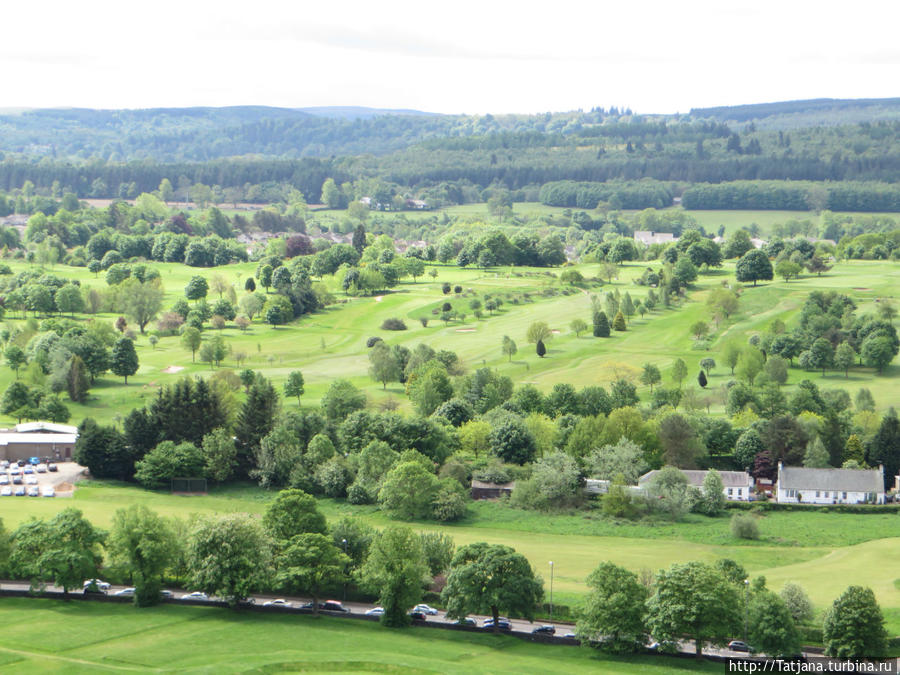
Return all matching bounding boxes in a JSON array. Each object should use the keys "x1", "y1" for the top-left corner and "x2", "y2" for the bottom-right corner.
[
  {"x1": 638, "y1": 469, "x2": 754, "y2": 502},
  {"x1": 775, "y1": 462, "x2": 884, "y2": 505}
]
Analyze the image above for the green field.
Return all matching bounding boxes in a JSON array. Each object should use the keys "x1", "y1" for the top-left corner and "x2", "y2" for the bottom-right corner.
[
  {"x1": 5, "y1": 483, "x2": 900, "y2": 633},
  {"x1": 0, "y1": 598, "x2": 719, "y2": 674},
  {"x1": 1, "y1": 255, "x2": 896, "y2": 428}
]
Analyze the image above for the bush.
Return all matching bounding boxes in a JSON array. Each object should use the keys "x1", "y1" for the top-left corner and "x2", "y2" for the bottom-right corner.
[
  {"x1": 346, "y1": 481, "x2": 375, "y2": 505},
  {"x1": 381, "y1": 318, "x2": 407, "y2": 331},
  {"x1": 730, "y1": 512, "x2": 759, "y2": 539},
  {"x1": 474, "y1": 462, "x2": 511, "y2": 484},
  {"x1": 366, "y1": 336, "x2": 383, "y2": 348}
]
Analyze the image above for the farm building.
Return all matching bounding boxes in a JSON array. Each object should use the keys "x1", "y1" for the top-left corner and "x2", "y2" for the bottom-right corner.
[
  {"x1": 0, "y1": 421, "x2": 78, "y2": 463},
  {"x1": 638, "y1": 469, "x2": 754, "y2": 501},
  {"x1": 470, "y1": 480, "x2": 515, "y2": 500},
  {"x1": 633, "y1": 230, "x2": 676, "y2": 246},
  {"x1": 775, "y1": 462, "x2": 885, "y2": 505}
]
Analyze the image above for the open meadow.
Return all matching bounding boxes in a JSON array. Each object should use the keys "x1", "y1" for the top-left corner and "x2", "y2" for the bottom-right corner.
[{"x1": 0, "y1": 598, "x2": 721, "y2": 674}]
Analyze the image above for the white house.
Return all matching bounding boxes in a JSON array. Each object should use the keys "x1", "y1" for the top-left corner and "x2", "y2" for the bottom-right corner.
[
  {"x1": 638, "y1": 469, "x2": 754, "y2": 502},
  {"x1": 775, "y1": 462, "x2": 885, "y2": 505},
  {"x1": 633, "y1": 230, "x2": 675, "y2": 246}
]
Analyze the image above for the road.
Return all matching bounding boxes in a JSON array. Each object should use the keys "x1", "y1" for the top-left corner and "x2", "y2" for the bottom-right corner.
[{"x1": 0, "y1": 580, "x2": 800, "y2": 661}]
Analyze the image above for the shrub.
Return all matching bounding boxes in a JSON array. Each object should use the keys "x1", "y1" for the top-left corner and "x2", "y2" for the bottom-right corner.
[
  {"x1": 346, "y1": 481, "x2": 375, "y2": 505},
  {"x1": 366, "y1": 336, "x2": 383, "y2": 348},
  {"x1": 730, "y1": 512, "x2": 759, "y2": 539},
  {"x1": 381, "y1": 318, "x2": 407, "y2": 331}
]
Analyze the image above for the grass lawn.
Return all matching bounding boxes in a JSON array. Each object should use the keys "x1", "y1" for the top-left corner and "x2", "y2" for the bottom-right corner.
[
  {"x1": 0, "y1": 598, "x2": 720, "y2": 674},
  {"x1": 6, "y1": 482, "x2": 900, "y2": 633},
  {"x1": 0, "y1": 255, "x2": 895, "y2": 427}
]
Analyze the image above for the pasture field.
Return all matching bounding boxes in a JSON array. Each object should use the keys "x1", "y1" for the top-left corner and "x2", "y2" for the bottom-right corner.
[
  {"x1": 5, "y1": 483, "x2": 900, "y2": 632},
  {"x1": 0, "y1": 598, "x2": 719, "y2": 674},
  {"x1": 0, "y1": 256, "x2": 896, "y2": 428}
]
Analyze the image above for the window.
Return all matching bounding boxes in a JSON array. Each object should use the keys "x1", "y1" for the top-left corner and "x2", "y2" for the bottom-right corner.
[
  {"x1": 842, "y1": 492, "x2": 847, "y2": 500},
  {"x1": 737, "y1": 488, "x2": 742, "y2": 496},
  {"x1": 816, "y1": 491, "x2": 820, "y2": 498},
  {"x1": 824, "y1": 492, "x2": 829, "y2": 498},
  {"x1": 728, "y1": 488, "x2": 733, "y2": 496}
]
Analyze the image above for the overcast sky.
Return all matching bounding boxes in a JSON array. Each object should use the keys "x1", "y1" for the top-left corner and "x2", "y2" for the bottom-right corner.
[{"x1": 2, "y1": 0, "x2": 898, "y2": 115}]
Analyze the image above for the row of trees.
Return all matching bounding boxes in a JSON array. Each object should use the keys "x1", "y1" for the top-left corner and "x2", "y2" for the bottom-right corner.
[{"x1": 578, "y1": 559, "x2": 887, "y2": 659}]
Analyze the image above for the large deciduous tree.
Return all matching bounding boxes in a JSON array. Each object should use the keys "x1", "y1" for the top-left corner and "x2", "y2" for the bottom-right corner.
[
  {"x1": 359, "y1": 526, "x2": 429, "y2": 627},
  {"x1": 276, "y1": 533, "x2": 350, "y2": 615},
  {"x1": 10, "y1": 508, "x2": 105, "y2": 598},
  {"x1": 442, "y1": 542, "x2": 543, "y2": 632},
  {"x1": 108, "y1": 505, "x2": 179, "y2": 606},
  {"x1": 735, "y1": 250, "x2": 773, "y2": 287},
  {"x1": 823, "y1": 586, "x2": 887, "y2": 658},
  {"x1": 646, "y1": 561, "x2": 740, "y2": 657},
  {"x1": 187, "y1": 513, "x2": 271, "y2": 607},
  {"x1": 577, "y1": 561, "x2": 648, "y2": 653}
]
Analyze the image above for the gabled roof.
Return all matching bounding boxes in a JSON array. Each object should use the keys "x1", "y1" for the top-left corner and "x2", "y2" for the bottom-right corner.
[
  {"x1": 778, "y1": 466, "x2": 884, "y2": 493},
  {"x1": 639, "y1": 469, "x2": 752, "y2": 488},
  {"x1": 15, "y1": 421, "x2": 79, "y2": 435}
]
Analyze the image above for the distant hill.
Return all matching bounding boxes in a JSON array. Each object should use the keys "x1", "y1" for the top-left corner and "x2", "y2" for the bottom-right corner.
[
  {"x1": 691, "y1": 98, "x2": 900, "y2": 129},
  {"x1": 295, "y1": 106, "x2": 440, "y2": 119}
]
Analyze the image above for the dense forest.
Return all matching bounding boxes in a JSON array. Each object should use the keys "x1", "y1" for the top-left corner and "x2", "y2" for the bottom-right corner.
[{"x1": 0, "y1": 99, "x2": 899, "y2": 208}]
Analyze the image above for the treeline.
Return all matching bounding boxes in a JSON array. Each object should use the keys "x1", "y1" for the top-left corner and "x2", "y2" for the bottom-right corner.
[
  {"x1": 682, "y1": 181, "x2": 900, "y2": 212},
  {"x1": 538, "y1": 180, "x2": 674, "y2": 209}
]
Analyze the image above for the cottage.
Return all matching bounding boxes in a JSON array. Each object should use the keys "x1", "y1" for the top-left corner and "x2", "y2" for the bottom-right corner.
[
  {"x1": 639, "y1": 469, "x2": 754, "y2": 501},
  {"x1": 470, "y1": 480, "x2": 515, "y2": 500},
  {"x1": 633, "y1": 230, "x2": 676, "y2": 246},
  {"x1": 0, "y1": 421, "x2": 79, "y2": 463},
  {"x1": 775, "y1": 462, "x2": 885, "y2": 505}
]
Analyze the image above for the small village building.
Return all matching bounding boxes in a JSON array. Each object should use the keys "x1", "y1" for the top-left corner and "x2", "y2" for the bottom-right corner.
[
  {"x1": 639, "y1": 469, "x2": 754, "y2": 501},
  {"x1": 775, "y1": 462, "x2": 885, "y2": 505},
  {"x1": 633, "y1": 231, "x2": 676, "y2": 246},
  {"x1": 0, "y1": 421, "x2": 79, "y2": 463},
  {"x1": 470, "y1": 480, "x2": 515, "y2": 500}
]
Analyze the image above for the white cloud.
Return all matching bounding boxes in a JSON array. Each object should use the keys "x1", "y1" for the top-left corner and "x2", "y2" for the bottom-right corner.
[{"x1": 1, "y1": 0, "x2": 897, "y2": 113}]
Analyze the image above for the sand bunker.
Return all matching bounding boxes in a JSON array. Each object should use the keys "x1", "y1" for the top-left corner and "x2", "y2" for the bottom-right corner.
[
  {"x1": 374, "y1": 296, "x2": 384, "y2": 302},
  {"x1": 456, "y1": 328, "x2": 477, "y2": 333},
  {"x1": 161, "y1": 365, "x2": 185, "y2": 374}
]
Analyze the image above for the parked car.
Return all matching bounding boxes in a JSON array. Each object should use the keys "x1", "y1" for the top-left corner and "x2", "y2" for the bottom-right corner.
[
  {"x1": 482, "y1": 618, "x2": 511, "y2": 630},
  {"x1": 23, "y1": 466, "x2": 34, "y2": 474},
  {"x1": 365, "y1": 607, "x2": 384, "y2": 616},
  {"x1": 83, "y1": 584, "x2": 107, "y2": 596},
  {"x1": 159, "y1": 590, "x2": 174, "y2": 599},
  {"x1": 412, "y1": 604, "x2": 439, "y2": 616},
  {"x1": 29, "y1": 457, "x2": 40, "y2": 465},
  {"x1": 728, "y1": 640, "x2": 754, "y2": 653},
  {"x1": 263, "y1": 599, "x2": 291, "y2": 607},
  {"x1": 13, "y1": 486, "x2": 25, "y2": 496},
  {"x1": 25, "y1": 475, "x2": 38, "y2": 485},
  {"x1": 48, "y1": 463, "x2": 58, "y2": 472},
  {"x1": 41, "y1": 486, "x2": 55, "y2": 498},
  {"x1": 321, "y1": 600, "x2": 349, "y2": 612},
  {"x1": 532, "y1": 625, "x2": 556, "y2": 635},
  {"x1": 113, "y1": 587, "x2": 136, "y2": 597},
  {"x1": 562, "y1": 632, "x2": 576, "y2": 639},
  {"x1": 1, "y1": 486, "x2": 11, "y2": 497},
  {"x1": 27, "y1": 486, "x2": 39, "y2": 497},
  {"x1": 456, "y1": 617, "x2": 477, "y2": 626},
  {"x1": 0, "y1": 474, "x2": 8, "y2": 485},
  {"x1": 180, "y1": 591, "x2": 209, "y2": 601},
  {"x1": 36, "y1": 464, "x2": 47, "y2": 473},
  {"x1": 0, "y1": 460, "x2": 8, "y2": 469},
  {"x1": 10, "y1": 465, "x2": 19, "y2": 475},
  {"x1": 12, "y1": 475, "x2": 22, "y2": 485},
  {"x1": 408, "y1": 611, "x2": 427, "y2": 622},
  {"x1": 84, "y1": 579, "x2": 111, "y2": 591}
]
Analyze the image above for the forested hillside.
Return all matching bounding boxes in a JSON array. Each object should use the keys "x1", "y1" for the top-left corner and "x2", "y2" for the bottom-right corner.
[{"x1": 0, "y1": 99, "x2": 899, "y2": 207}]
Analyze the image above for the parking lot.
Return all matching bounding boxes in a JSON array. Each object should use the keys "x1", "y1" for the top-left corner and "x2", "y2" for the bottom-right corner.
[{"x1": 0, "y1": 460, "x2": 86, "y2": 497}]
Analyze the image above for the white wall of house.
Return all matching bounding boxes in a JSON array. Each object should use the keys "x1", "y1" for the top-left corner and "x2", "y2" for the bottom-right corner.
[
  {"x1": 723, "y1": 485, "x2": 752, "y2": 502},
  {"x1": 776, "y1": 487, "x2": 884, "y2": 505}
]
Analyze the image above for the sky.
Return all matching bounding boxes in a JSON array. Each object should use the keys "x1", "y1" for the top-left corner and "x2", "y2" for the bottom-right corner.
[{"x1": 2, "y1": 0, "x2": 898, "y2": 115}]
